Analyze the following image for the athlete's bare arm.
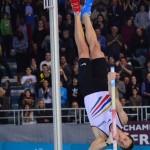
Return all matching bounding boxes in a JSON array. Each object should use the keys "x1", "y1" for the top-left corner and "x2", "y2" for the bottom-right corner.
[
  {"x1": 89, "y1": 133, "x2": 113, "y2": 150},
  {"x1": 108, "y1": 72, "x2": 128, "y2": 125}
]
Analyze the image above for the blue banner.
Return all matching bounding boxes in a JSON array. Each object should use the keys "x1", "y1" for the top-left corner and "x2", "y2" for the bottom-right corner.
[{"x1": 0, "y1": 142, "x2": 149, "y2": 150}]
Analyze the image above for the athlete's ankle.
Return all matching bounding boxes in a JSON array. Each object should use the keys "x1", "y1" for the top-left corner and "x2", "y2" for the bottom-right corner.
[
  {"x1": 71, "y1": 0, "x2": 81, "y2": 14},
  {"x1": 81, "y1": 0, "x2": 94, "y2": 18}
]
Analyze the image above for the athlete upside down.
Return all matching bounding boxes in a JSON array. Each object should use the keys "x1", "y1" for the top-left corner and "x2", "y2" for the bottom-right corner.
[{"x1": 71, "y1": 0, "x2": 134, "y2": 149}]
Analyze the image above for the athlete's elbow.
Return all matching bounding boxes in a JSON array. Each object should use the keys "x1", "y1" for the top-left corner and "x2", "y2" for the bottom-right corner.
[{"x1": 123, "y1": 114, "x2": 128, "y2": 125}]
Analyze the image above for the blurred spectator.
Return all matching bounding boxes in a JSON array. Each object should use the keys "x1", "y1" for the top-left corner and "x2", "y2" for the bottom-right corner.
[
  {"x1": 115, "y1": 73, "x2": 126, "y2": 99},
  {"x1": 124, "y1": 76, "x2": 132, "y2": 100},
  {"x1": 1, "y1": 0, "x2": 18, "y2": 33},
  {"x1": 38, "y1": 64, "x2": 51, "y2": 87},
  {"x1": 71, "y1": 63, "x2": 79, "y2": 79},
  {"x1": 0, "y1": 12, "x2": 13, "y2": 58},
  {"x1": 121, "y1": 18, "x2": 135, "y2": 57},
  {"x1": 106, "y1": 25, "x2": 123, "y2": 60},
  {"x1": 0, "y1": 87, "x2": 11, "y2": 109},
  {"x1": 129, "y1": 88, "x2": 142, "y2": 120},
  {"x1": 58, "y1": 14, "x2": 64, "y2": 38},
  {"x1": 92, "y1": 0, "x2": 109, "y2": 18},
  {"x1": 30, "y1": 58, "x2": 39, "y2": 76},
  {"x1": 105, "y1": 55, "x2": 109, "y2": 64},
  {"x1": 116, "y1": 57, "x2": 133, "y2": 80},
  {"x1": 13, "y1": 29, "x2": 29, "y2": 85},
  {"x1": 24, "y1": 1, "x2": 35, "y2": 32},
  {"x1": 0, "y1": 44, "x2": 13, "y2": 79},
  {"x1": 72, "y1": 57, "x2": 79, "y2": 66},
  {"x1": 64, "y1": 0, "x2": 72, "y2": 14},
  {"x1": 94, "y1": 27, "x2": 107, "y2": 54},
  {"x1": 107, "y1": 0, "x2": 124, "y2": 31},
  {"x1": 40, "y1": 52, "x2": 51, "y2": 71},
  {"x1": 115, "y1": 52, "x2": 126, "y2": 66},
  {"x1": 0, "y1": 72, "x2": 2, "y2": 84},
  {"x1": 141, "y1": 72, "x2": 150, "y2": 109},
  {"x1": 38, "y1": 79, "x2": 52, "y2": 108},
  {"x1": 34, "y1": 0, "x2": 45, "y2": 20},
  {"x1": 130, "y1": 75, "x2": 141, "y2": 93},
  {"x1": 122, "y1": 0, "x2": 138, "y2": 20},
  {"x1": 41, "y1": 15, "x2": 49, "y2": 33},
  {"x1": 93, "y1": 14, "x2": 107, "y2": 36},
  {"x1": 142, "y1": 61, "x2": 150, "y2": 81},
  {"x1": 60, "y1": 80, "x2": 68, "y2": 107},
  {"x1": 22, "y1": 104, "x2": 36, "y2": 125},
  {"x1": 90, "y1": 6, "x2": 100, "y2": 21},
  {"x1": 129, "y1": 88, "x2": 142, "y2": 109},
  {"x1": 120, "y1": 97, "x2": 130, "y2": 114},
  {"x1": 120, "y1": 97, "x2": 129, "y2": 107},
  {"x1": 0, "y1": 87, "x2": 11, "y2": 124},
  {"x1": 107, "y1": 56, "x2": 116, "y2": 69},
  {"x1": 19, "y1": 89, "x2": 35, "y2": 109},
  {"x1": 21, "y1": 67, "x2": 37, "y2": 93},
  {"x1": 67, "y1": 101, "x2": 80, "y2": 123},
  {"x1": 32, "y1": 20, "x2": 47, "y2": 62},
  {"x1": 41, "y1": 34, "x2": 50, "y2": 52},
  {"x1": 63, "y1": 13, "x2": 74, "y2": 36},
  {"x1": 132, "y1": 28, "x2": 148, "y2": 65},
  {"x1": 4, "y1": 80, "x2": 11, "y2": 98},
  {"x1": 17, "y1": 0, "x2": 25, "y2": 17},
  {"x1": 60, "y1": 29, "x2": 75, "y2": 64},
  {"x1": 17, "y1": 16, "x2": 32, "y2": 44},
  {"x1": 134, "y1": 4, "x2": 150, "y2": 31},
  {"x1": 60, "y1": 55, "x2": 72, "y2": 86},
  {"x1": 29, "y1": 42, "x2": 41, "y2": 65},
  {"x1": 60, "y1": 66, "x2": 68, "y2": 87},
  {"x1": 68, "y1": 76, "x2": 82, "y2": 107},
  {"x1": 34, "y1": 100, "x2": 51, "y2": 123}
]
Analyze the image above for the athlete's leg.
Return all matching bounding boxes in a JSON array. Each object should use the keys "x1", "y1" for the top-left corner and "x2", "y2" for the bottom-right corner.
[
  {"x1": 81, "y1": 0, "x2": 106, "y2": 83},
  {"x1": 71, "y1": 0, "x2": 89, "y2": 58},
  {"x1": 74, "y1": 15, "x2": 90, "y2": 58},
  {"x1": 71, "y1": 0, "x2": 94, "y2": 98},
  {"x1": 81, "y1": 3, "x2": 105, "y2": 59}
]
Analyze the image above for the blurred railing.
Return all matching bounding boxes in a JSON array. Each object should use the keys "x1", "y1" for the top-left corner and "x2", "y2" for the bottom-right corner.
[{"x1": 0, "y1": 106, "x2": 150, "y2": 125}]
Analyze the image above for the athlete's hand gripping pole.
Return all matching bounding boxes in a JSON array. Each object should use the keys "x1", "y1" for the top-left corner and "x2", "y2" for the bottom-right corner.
[{"x1": 110, "y1": 67, "x2": 117, "y2": 150}]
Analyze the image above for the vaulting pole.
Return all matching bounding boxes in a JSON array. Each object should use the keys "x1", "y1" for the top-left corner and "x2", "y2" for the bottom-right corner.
[{"x1": 110, "y1": 67, "x2": 117, "y2": 150}]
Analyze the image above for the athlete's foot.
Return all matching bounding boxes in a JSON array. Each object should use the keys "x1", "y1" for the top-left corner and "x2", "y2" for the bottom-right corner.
[
  {"x1": 81, "y1": 0, "x2": 94, "y2": 17},
  {"x1": 71, "y1": 0, "x2": 81, "y2": 14}
]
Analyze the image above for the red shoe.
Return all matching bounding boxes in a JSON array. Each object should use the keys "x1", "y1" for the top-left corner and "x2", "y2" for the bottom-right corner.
[{"x1": 71, "y1": 0, "x2": 81, "y2": 14}]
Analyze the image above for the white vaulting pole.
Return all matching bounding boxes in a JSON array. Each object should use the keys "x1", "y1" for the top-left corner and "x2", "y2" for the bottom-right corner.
[
  {"x1": 47, "y1": 0, "x2": 62, "y2": 150},
  {"x1": 110, "y1": 67, "x2": 117, "y2": 150}
]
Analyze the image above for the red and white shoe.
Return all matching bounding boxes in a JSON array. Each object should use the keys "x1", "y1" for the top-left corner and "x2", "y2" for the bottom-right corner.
[{"x1": 71, "y1": 0, "x2": 81, "y2": 14}]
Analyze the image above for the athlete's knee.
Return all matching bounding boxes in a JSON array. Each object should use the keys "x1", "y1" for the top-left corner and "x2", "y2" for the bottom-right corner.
[
  {"x1": 90, "y1": 42, "x2": 105, "y2": 58},
  {"x1": 77, "y1": 42, "x2": 89, "y2": 57},
  {"x1": 75, "y1": 38, "x2": 87, "y2": 49},
  {"x1": 89, "y1": 41, "x2": 104, "y2": 56},
  {"x1": 89, "y1": 41, "x2": 100, "y2": 51},
  {"x1": 78, "y1": 49, "x2": 89, "y2": 58}
]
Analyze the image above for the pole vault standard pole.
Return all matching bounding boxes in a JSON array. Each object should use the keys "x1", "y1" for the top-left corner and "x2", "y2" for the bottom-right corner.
[{"x1": 44, "y1": 1, "x2": 62, "y2": 150}]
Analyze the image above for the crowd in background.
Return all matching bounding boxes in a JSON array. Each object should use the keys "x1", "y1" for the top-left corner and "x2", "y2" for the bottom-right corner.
[{"x1": 0, "y1": 0, "x2": 150, "y2": 124}]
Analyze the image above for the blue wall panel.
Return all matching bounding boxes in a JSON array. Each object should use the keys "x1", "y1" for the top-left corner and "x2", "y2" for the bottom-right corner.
[{"x1": 0, "y1": 143, "x2": 149, "y2": 150}]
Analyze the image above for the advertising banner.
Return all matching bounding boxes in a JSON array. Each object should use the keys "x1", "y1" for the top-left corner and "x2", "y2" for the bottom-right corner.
[{"x1": 124, "y1": 121, "x2": 150, "y2": 145}]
